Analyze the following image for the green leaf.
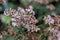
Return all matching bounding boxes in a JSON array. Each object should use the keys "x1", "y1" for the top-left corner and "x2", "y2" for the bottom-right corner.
[
  {"x1": 20, "y1": 0, "x2": 29, "y2": 6},
  {"x1": 13, "y1": 26, "x2": 19, "y2": 33},
  {"x1": 3, "y1": 35, "x2": 14, "y2": 40},
  {"x1": 32, "y1": 2, "x2": 50, "y2": 18},
  {"x1": 1, "y1": 15, "x2": 11, "y2": 24}
]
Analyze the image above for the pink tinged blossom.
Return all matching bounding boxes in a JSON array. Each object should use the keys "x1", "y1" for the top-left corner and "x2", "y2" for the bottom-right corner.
[
  {"x1": 16, "y1": 19, "x2": 22, "y2": 25},
  {"x1": 31, "y1": 25, "x2": 40, "y2": 32},
  {"x1": 11, "y1": 13, "x2": 18, "y2": 18},
  {"x1": 25, "y1": 24, "x2": 31, "y2": 31},
  {"x1": 34, "y1": 0, "x2": 44, "y2": 4},
  {"x1": 33, "y1": 27, "x2": 40, "y2": 32},
  {"x1": 11, "y1": 18, "x2": 16, "y2": 22},
  {"x1": 48, "y1": 36, "x2": 53, "y2": 40},
  {"x1": 12, "y1": 22, "x2": 18, "y2": 27},
  {"x1": 25, "y1": 9, "x2": 31, "y2": 12},
  {"x1": 3, "y1": 5, "x2": 40, "y2": 32},
  {"x1": 17, "y1": 7, "x2": 26, "y2": 14},
  {"x1": 43, "y1": 15, "x2": 54, "y2": 25},
  {"x1": 44, "y1": 0, "x2": 48, "y2": 4},
  {"x1": 29, "y1": 5, "x2": 33, "y2": 9},
  {"x1": 46, "y1": 4, "x2": 55, "y2": 10},
  {"x1": 57, "y1": 31, "x2": 60, "y2": 40},
  {"x1": 48, "y1": 27, "x2": 54, "y2": 32},
  {"x1": 4, "y1": 9, "x2": 10, "y2": 16},
  {"x1": 0, "y1": 34, "x2": 2, "y2": 40},
  {"x1": 25, "y1": 6, "x2": 35, "y2": 15}
]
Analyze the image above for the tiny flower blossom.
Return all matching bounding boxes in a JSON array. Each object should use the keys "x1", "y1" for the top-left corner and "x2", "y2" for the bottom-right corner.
[
  {"x1": 24, "y1": 24, "x2": 31, "y2": 31},
  {"x1": 57, "y1": 31, "x2": 60, "y2": 40},
  {"x1": 4, "y1": 8, "x2": 10, "y2": 16},
  {"x1": 12, "y1": 22, "x2": 18, "y2": 27},
  {"x1": 46, "y1": 4, "x2": 55, "y2": 10},
  {"x1": 43, "y1": 15, "x2": 54, "y2": 25},
  {"x1": 0, "y1": 35, "x2": 2, "y2": 39},
  {"x1": 25, "y1": 6, "x2": 35, "y2": 15},
  {"x1": 48, "y1": 27, "x2": 54, "y2": 32},
  {"x1": 17, "y1": 7, "x2": 26, "y2": 14},
  {"x1": 34, "y1": 0, "x2": 44, "y2": 4},
  {"x1": 29, "y1": 5, "x2": 33, "y2": 10}
]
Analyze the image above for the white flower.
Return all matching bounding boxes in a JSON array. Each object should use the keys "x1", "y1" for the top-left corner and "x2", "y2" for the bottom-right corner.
[
  {"x1": 4, "y1": 9, "x2": 10, "y2": 16},
  {"x1": 16, "y1": 15, "x2": 21, "y2": 19},
  {"x1": 25, "y1": 6, "x2": 35, "y2": 15},
  {"x1": 48, "y1": 27, "x2": 54, "y2": 32},
  {"x1": 57, "y1": 31, "x2": 60, "y2": 40},
  {"x1": 46, "y1": 4, "x2": 55, "y2": 10},
  {"x1": 12, "y1": 22, "x2": 18, "y2": 27},
  {"x1": 17, "y1": 7, "x2": 26, "y2": 14},
  {"x1": 35, "y1": 28, "x2": 40, "y2": 32},
  {"x1": 29, "y1": 5, "x2": 33, "y2": 9},
  {"x1": 43, "y1": 15, "x2": 54, "y2": 25},
  {"x1": 25, "y1": 24, "x2": 31, "y2": 31},
  {"x1": 11, "y1": 18, "x2": 16, "y2": 22},
  {"x1": 12, "y1": 12, "x2": 18, "y2": 17},
  {"x1": 0, "y1": 35, "x2": 2, "y2": 39},
  {"x1": 25, "y1": 9, "x2": 30, "y2": 12}
]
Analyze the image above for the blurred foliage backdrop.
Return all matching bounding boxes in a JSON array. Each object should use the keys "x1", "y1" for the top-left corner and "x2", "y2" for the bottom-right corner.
[{"x1": 0, "y1": 0, "x2": 60, "y2": 40}]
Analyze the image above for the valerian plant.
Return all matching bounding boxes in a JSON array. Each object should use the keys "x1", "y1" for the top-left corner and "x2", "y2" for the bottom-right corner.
[
  {"x1": 0, "y1": 5, "x2": 40, "y2": 40},
  {"x1": 0, "y1": 0, "x2": 60, "y2": 40}
]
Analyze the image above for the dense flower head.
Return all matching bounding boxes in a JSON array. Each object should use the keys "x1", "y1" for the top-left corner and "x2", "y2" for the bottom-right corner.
[
  {"x1": 43, "y1": 13, "x2": 60, "y2": 40},
  {"x1": 3, "y1": 5, "x2": 40, "y2": 32}
]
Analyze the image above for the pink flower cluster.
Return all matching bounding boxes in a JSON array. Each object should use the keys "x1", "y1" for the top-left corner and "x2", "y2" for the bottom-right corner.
[
  {"x1": 4, "y1": 5, "x2": 40, "y2": 32},
  {"x1": 43, "y1": 13, "x2": 60, "y2": 40}
]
